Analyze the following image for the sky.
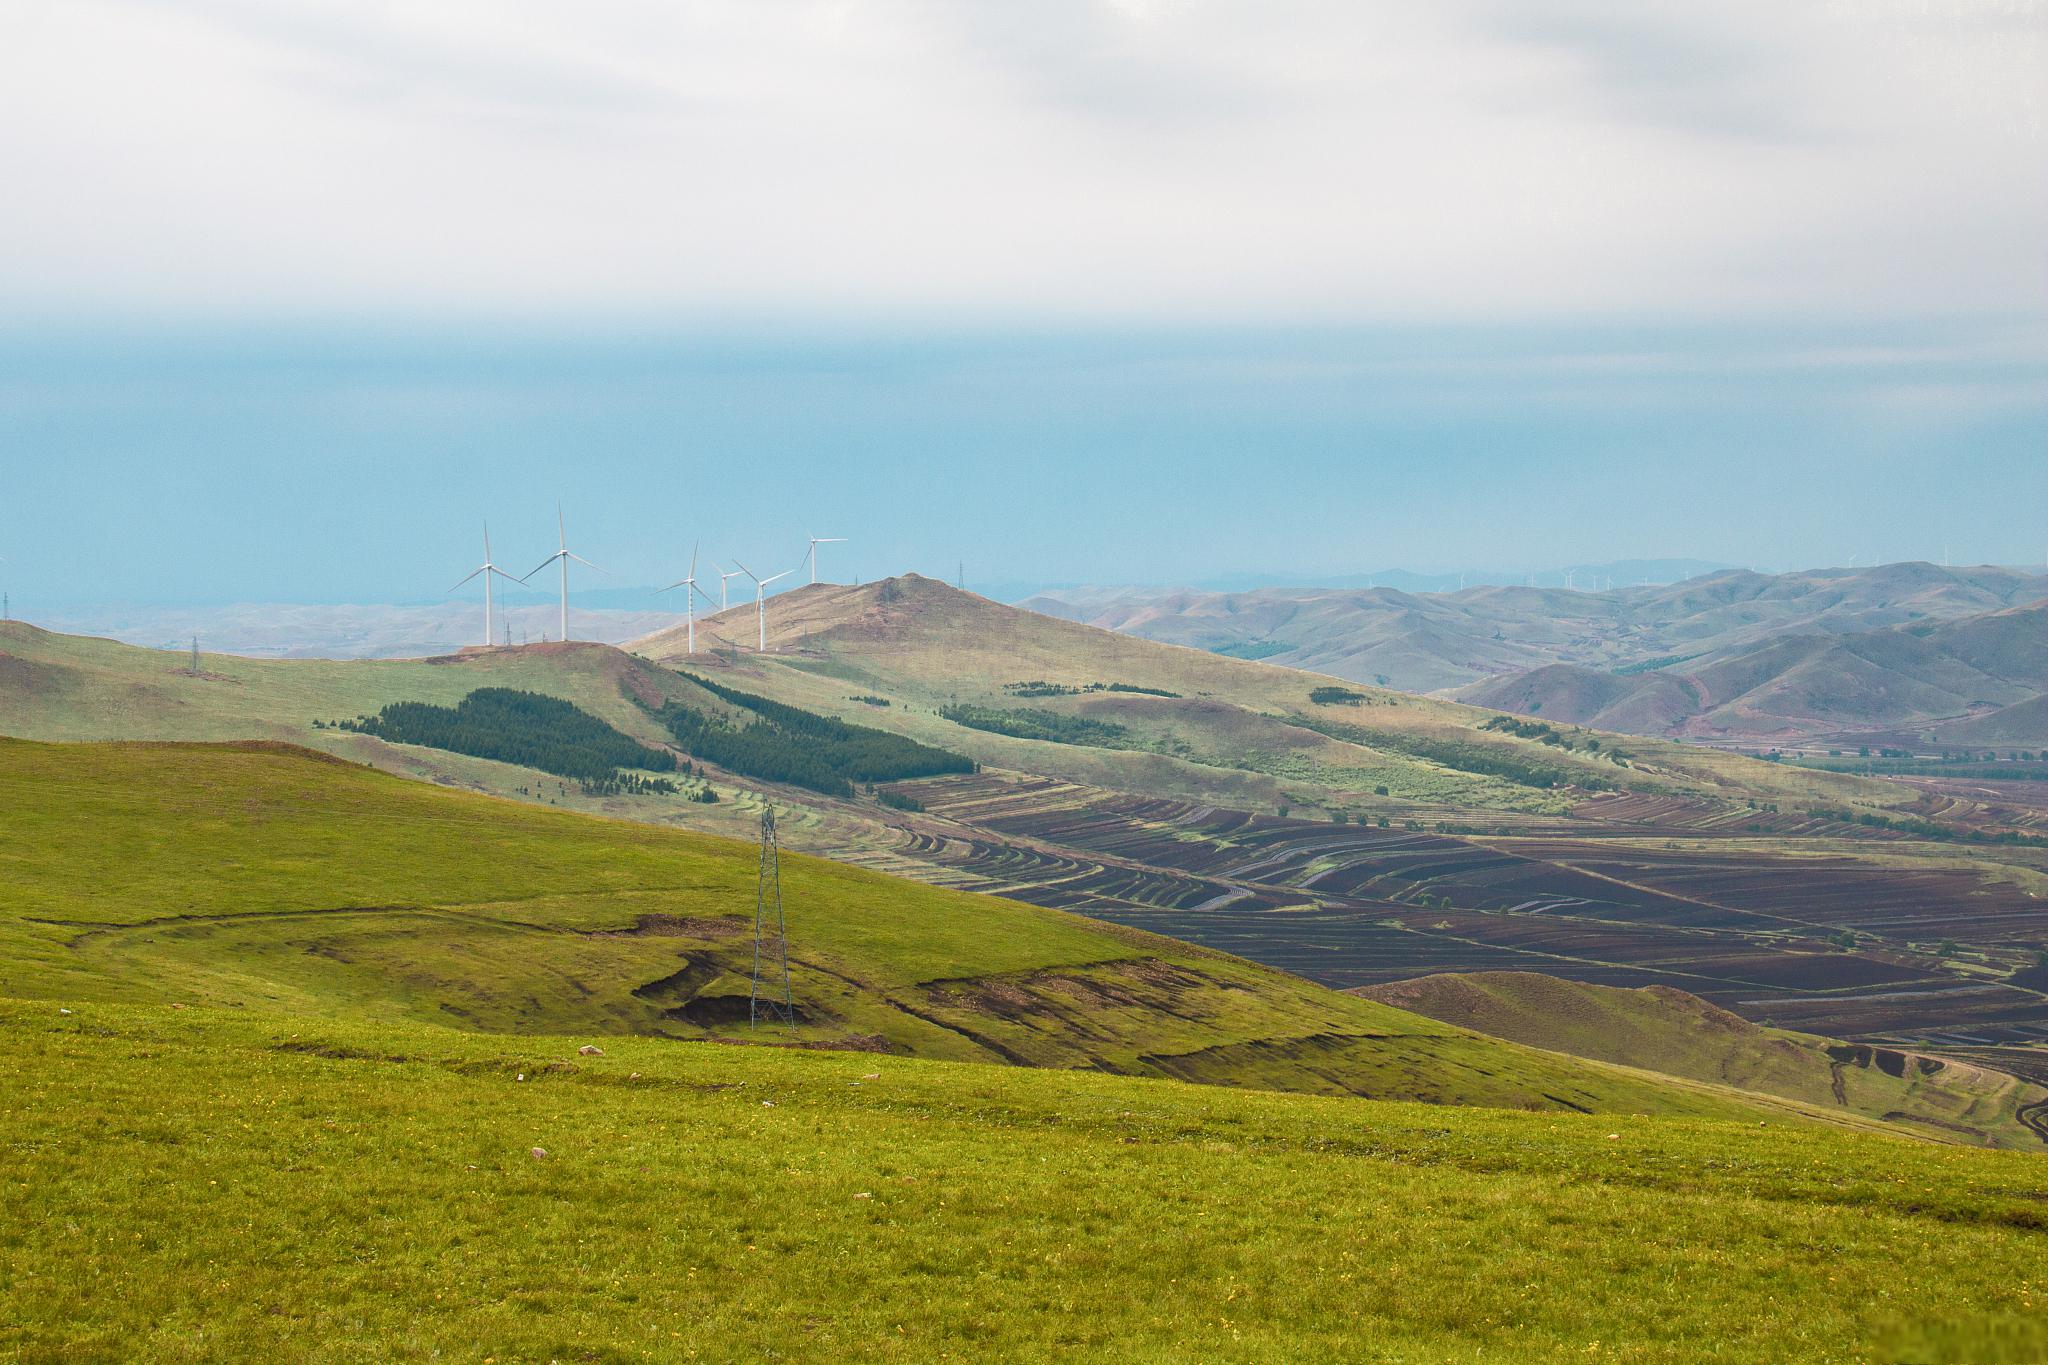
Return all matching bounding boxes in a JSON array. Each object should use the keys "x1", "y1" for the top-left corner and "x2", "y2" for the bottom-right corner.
[{"x1": 0, "y1": 1, "x2": 2043, "y2": 606}]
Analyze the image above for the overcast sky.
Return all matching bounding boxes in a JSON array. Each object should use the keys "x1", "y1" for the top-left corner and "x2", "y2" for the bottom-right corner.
[{"x1": 0, "y1": 1, "x2": 2043, "y2": 602}]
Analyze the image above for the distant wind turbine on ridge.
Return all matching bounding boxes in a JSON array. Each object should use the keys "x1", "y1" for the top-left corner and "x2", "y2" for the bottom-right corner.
[
  {"x1": 804, "y1": 533, "x2": 847, "y2": 585},
  {"x1": 523, "y1": 505, "x2": 605, "y2": 643},
  {"x1": 656, "y1": 542, "x2": 715, "y2": 655},
  {"x1": 734, "y1": 560, "x2": 794, "y2": 651},
  {"x1": 449, "y1": 523, "x2": 523, "y2": 648},
  {"x1": 717, "y1": 565, "x2": 744, "y2": 612}
]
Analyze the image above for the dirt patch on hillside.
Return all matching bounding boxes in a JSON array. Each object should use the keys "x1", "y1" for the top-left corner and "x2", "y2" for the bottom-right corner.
[
  {"x1": 0, "y1": 652, "x2": 82, "y2": 698},
  {"x1": 620, "y1": 668, "x2": 668, "y2": 709},
  {"x1": 603, "y1": 913, "x2": 748, "y2": 940},
  {"x1": 918, "y1": 958, "x2": 1223, "y2": 1031}
]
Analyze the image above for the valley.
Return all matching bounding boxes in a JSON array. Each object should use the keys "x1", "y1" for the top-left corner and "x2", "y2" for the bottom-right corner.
[{"x1": 9, "y1": 576, "x2": 2048, "y2": 1090}]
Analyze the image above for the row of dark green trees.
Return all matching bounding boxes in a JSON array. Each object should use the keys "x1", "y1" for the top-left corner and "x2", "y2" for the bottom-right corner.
[
  {"x1": 339, "y1": 688, "x2": 676, "y2": 785},
  {"x1": 661, "y1": 673, "x2": 973, "y2": 797}
]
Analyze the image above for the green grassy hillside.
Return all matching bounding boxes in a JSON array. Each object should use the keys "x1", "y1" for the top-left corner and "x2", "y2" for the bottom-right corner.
[
  {"x1": 0, "y1": 618, "x2": 858, "y2": 846},
  {"x1": 0, "y1": 618, "x2": 681, "y2": 746},
  {"x1": 1362, "y1": 972, "x2": 2048, "y2": 1149},
  {"x1": 5, "y1": 998, "x2": 2045, "y2": 1363},
  {"x1": 0, "y1": 736, "x2": 1816, "y2": 1119},
  {"x1": 632, "y1": 575, "x2": 1913, "y2": 819},
  {"x1": 0, "y1": 594, "x2": 1917, "y2": 833}
]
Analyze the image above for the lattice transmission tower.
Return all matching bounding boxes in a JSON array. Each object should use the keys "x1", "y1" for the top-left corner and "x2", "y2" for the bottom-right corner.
[{"x1": 751, "y1": 805, "x2": 795, "y2": 1031}]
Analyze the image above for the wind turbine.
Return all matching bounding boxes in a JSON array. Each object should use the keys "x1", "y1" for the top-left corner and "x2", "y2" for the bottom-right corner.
[
  {"x1": 523, "y1": 505, "x2": 605, "y2": 643},
  {"x1": 449, "y1": 524, "x2": 523, "y2": 648},
  {"x1": 734, "y1": 560, "x2": 795, "y2": 651},
  {"x1": 804, "y1": 533, "x2": 847, "y2": 585},
  {"x1": 656, "y1": 542, "x2": 715, "y2": 655},
  {"x1": 717, "y1": 565, "x2": 744, "y2": 612}
]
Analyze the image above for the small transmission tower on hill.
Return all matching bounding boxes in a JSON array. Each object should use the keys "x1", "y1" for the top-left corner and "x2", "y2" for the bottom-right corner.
[{"x1": 751, "y1": 805, "x2": 795, "y2": 1031}]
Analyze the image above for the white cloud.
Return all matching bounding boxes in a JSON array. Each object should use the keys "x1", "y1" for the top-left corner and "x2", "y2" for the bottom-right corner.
[{"x1": 0, "y1": 0, "x2": 2040, "y2": 322}]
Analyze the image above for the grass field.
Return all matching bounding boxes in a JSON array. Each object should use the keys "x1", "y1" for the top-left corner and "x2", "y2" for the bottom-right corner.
[
  {"x1": 4, "y1": 998, "x2": 2045, "y2": 1363},
  {"x1": 1, "y1": 736, "x2": 1815, "y2": 1118},
  {"x1": 5, "y1": 721, "x2": 2048, "y2": 1358}
]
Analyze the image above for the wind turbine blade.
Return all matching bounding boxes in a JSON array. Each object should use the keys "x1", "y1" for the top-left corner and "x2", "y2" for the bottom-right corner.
[
  {"x1": 763, "y1": 569, "x2": 795, "y2": 586},
  {"x1": 733, "y1": 559, "x2": 760, "y2": 583},
  {"x1": 565, "y1": 552, "x2": 607, "y2": 573},
  {"x1": 691, "y1": 582, "x2": 718, "y2": 607},
  {"x1": 690, "y1": 542, "x2": 699, "y2": 578},
  {"x1": 487, "y1": 566, "x2": 524, "y2": 584},
  {"x1": 448, "y1": 565, "x2": 487, "y2": 592},
  {"x1": 656, "y1": 578, "x2": 692, "y2": 594},
  {"x1": 522, "y1": 552, "x2": 562, "y2": 581},
  {"x1": 819, "y1": 537, "x2": 846, "y2": 544}
]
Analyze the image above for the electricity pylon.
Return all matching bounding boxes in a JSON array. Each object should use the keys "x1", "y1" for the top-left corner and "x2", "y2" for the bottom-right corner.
[{"x1": 752, "y1": 805, "x2": 795, "y2": 1031}]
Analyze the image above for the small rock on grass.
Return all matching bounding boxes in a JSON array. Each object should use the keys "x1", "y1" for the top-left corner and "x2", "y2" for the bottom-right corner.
[
  {"x1": 530, "y1": 1147, "x2": 548, "y2": 1161},
  {"x1": 578, "y1": 1045, "x2": 604, "y2": 1057}
]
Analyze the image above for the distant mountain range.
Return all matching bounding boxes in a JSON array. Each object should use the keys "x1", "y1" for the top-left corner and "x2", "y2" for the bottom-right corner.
[
  {"x1": 1024, "y1": 562, "x2": 2048, "y2": 744},
  {"x1": 989, "y1": 558, "x2": 1737, "y2": 602},
  {"x1": 32, "y1": 600, "x2": 680, "y2": 660},
  {"x1": 1457, "y1": 597, "x2": 2048, "y2": 745}
]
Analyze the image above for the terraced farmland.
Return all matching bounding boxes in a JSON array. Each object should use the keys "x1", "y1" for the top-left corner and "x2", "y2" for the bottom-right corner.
[{"x1": 857, "y1": 771, "x2": 2048, "y2": 1055}]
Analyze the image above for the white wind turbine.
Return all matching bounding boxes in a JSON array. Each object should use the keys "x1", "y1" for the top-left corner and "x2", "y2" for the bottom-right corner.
[
  {"x1": 656, "y1": 542, "x2": 715, "y2": 655},
  {"x1": 523, "y1": 505, "x2": 605, "y2": 643},
  {"x1": 733, "y1": 560, "x2": 795, "y2": 651},
  {"x1": 804, "y1": 533, "x2": 847, "y2": 585},
  {"x1": 449, "y1": 523, "x2": 523, "y2": 648},
  {"x1": 717, "y1": 565, "x2": 744, "y2": 612}
]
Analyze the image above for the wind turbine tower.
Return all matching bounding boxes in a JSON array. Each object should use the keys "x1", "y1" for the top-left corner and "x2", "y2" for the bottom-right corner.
[
  {"x1": 734, "y1": 560, "x2": 794, "y2": 651},
  {"x1": 656, "y1": 542, "x2": 715, "y2": 655},
  {"x1": 450, "y1": 523, "x2": 523, "y2": 648},
  {"x1": 524, "y1": 506, "x2": 604, "y2": 643},
  {"x1": 718, "y1": 566, "x2": 744, "y2": 612},
  {"x1": 804, "y1": 533, "x2": 847, "y2": 585}
]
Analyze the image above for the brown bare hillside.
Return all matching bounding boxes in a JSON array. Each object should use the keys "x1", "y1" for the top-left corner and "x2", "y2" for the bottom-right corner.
[{"x1": 1360, "y1": 971, "x2": 2048, "y2": 1149}]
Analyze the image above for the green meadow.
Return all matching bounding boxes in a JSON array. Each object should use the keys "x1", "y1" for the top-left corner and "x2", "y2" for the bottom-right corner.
[
  {"x1": 4, "y1": 735, "x2": 2046, "y2": 1362},
  {"x1": 0, "y1": 736, "x2": 1803, "y2": 1115},
  {"x1": 3, "y1": 1000, "x2": 2044, "y2": 1363}
]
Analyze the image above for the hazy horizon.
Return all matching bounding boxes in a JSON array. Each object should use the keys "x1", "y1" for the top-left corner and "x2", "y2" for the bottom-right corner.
[{"x1": 2, "y1": 4, "x2": 2041, "y2": 607}]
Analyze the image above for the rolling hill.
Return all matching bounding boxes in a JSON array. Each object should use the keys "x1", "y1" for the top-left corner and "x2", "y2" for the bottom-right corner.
[
  {"x1": 1361, "y1": 972, "x2": 2048, "y2": 1149},
  {"x1": 1, "y1": 735, "x2": 1807, "y2": 1118},
  {"x1": 1459, "y1": 599, "x2": 2048, "y2": 744},
  {"x1": 6, "y1": 737, "x2": 2043, "y2": 1355},
  {"x1": 1024, "y1": 562, "x2": 2047, "y2": 700},
  {"x1": 629, "y1": 573, "x2": 1904, "y2": 817},
  {"x1": 13, "y1": 594, "x2": 2048, "y2": 1060},
  {"x1": 9, "y1": 651, "x2": 2048, "y2": 1358}
]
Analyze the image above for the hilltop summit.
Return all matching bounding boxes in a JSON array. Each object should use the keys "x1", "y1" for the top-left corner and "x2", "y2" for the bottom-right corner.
[{"x1": 632, "y1": 574, "x2": 1051, "y2": 660}]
